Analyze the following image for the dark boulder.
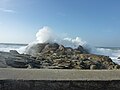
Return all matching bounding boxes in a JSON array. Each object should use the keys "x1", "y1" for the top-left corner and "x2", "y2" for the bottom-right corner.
[
  {"x1": 25, "y1": 43, "x2": 48, "y2": 56},
  {"x1": 5, "y1": 56, "x2": 28, "y2": 68},
  {"x1": 10, "y1": 50, "x2": 19, "y2": 54},
  {"x1": 75, "y1": 45, "x2": 89, "y2": 54},
  {"x1": 42, "y1": 43, "x2": 59, "y2": 53},
  {"x1": 0, "y1": 56, "x2": 7, "y2": 68}
]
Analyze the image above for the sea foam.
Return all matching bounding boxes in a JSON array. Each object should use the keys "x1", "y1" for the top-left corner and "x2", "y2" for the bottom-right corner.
[
  {"x1": 25, "y1": 26, "x2": 120, "y2": 64},
  {"x1": 1, "y1": 26, "x2": 120, "y2": 64}
]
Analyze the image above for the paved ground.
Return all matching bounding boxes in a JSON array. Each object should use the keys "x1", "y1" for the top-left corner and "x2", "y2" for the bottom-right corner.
[{"x1": 0, "y1": 68, "x2": 120, "y2": 80}]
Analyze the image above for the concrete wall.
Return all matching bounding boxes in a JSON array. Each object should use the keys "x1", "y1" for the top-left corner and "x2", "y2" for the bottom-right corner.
[
  {"x1": 0, "y1": 80, "x2": 120, "y2": 90},
  {"x1": 0, "y1": 69, "x2": 120, "y2": 90}
]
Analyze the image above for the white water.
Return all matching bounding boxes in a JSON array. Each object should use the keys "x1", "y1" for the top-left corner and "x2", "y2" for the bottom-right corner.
[
  {"x1": 0, "y1": 44, "x2": 120, "y2": 64},
  {"x1": 91, "y1": 47, "x2": 120, "y2": 64},
  {"x1": 0, "y1": 44, "x2": 23, "y2": 52},
  {"x1": 0, "y1": 26, "x2": 120, "y2": 64},
  {"x1": 35, "y1": 26, "x2": 87, "y2": 47}
]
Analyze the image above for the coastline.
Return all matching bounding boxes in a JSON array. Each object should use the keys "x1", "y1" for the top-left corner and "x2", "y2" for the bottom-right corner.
[{"x1": 0, "y1": 43, "x2": 28, "y2": 46}]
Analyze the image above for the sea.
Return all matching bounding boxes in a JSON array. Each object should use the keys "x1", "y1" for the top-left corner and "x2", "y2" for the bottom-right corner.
[
  {"x1": 0, "y1": 43, "x2": 27, "y2": 54},
  {"x1": 0, "y1": 43, "x2": 120, "y2": 65}
]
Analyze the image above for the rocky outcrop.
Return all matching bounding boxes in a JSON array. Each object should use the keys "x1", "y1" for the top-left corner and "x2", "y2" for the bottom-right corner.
[
  {"x1": 10, "y1": 50, "x2": 19, "y2": 54},
  {"x1": 25, "y1": 43, "x2": 48, "y2": 56},
  {"x1": 42, "y1": 43, "x2": 59, "y2": 52},
  {"x1": 78, "y1": 54, "x2": 115, "y2": 69},
  {"x1": 25, "y1": 43, "x2": 88, "y2": 56},
  {"x1": 0, "y1": 43, "x2": 119, "y2": 70}
]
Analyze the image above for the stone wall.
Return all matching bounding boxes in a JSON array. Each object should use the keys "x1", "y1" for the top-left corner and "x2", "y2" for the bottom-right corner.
[{"x1": 0, "y1": 80, "x2": 120, "y2": 90}]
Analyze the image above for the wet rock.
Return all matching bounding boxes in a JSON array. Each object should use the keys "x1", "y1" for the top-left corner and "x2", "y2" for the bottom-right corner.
[
  {"x1": 0, "y1": 51, "x2": 37, "y2": 68},
  {"x1": 10, "y1": 50, "x2": 19, "y2": 54},
  {"x1": 25, "y1": 43, "x2": 48, "y2": 56},
  {"x1": 6, "y1": 59, "x2": 28, "y2": 68},
  {"x1": 0, "y1": 56, "x2": 7, "y2": 68}
]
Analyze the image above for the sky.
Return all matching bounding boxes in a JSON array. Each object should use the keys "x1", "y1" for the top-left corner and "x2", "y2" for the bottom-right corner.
[{"x1": 0, "y1": 0, "x2": 120, "y2": 47}]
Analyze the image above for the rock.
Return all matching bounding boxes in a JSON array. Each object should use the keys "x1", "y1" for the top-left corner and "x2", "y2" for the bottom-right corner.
[
  {"x1": 79, "y1": 54, "x2": 112, "y2": 63},
  {"x1": 76, "y1": 59, "x2": 95, "y2": 69},
  {"x1": 58, "y1": 45, "x2": 65, "y2": 51},
  {"x1": 46, "y1": 66, "x2": 64, "y2": 69},
  {"x1": 0, "y1": 52, "x2": 15, "y2": 68},
  {"x1": 83, "y1": 60, "x2": 95, "y2": 69},
  {"x1": 56, "y1": 45, "x2": 66, "y2": 55},
  {"x1": 0, "y1": 43, "x2": 119, "y2": 70},
  {"x1": 0, "y1": 51, "x2": 37, "y2": 68},
  {"x1": 6, "y1": 59, "x2": 28, "y2": 68},
  {"x1": 57, "y1": 63, "x2": 71, "y2": 69},
  {"x1": 42, "y1": 43, "x2": 59, "y2": 53},
  {"x1": 90, "y1": 65, "x2": 97, "y2": 70},
  {"x1": 10, "y1": 50, "x2": 19, "y2": 54},
  {"x1": 108, "y1": 65, "x2": 114, "y2": 70},
  {"x1": 25, "y1": 43, "x2": 48, "y2": 56},
  {"x1": 75, "y1": 45, "x2": 88, "y2": 54},
  {"x1": 27, "y1": 64, "x2": 32, "y2": 69},
  {"x1": 74, "y1": 50, "x2": 81, "y2": 55},
  {"x1": 0, "y1": 56, "x2": 7, "y2": 68},
  {"x1": 78, "y1": 54, "x2": 117, "y2": 69},
  {"x1": 118, "y1": 57, "x2": 120, "y2": 59},
  {"x1": 114, "y1": 65, "x2": 120, "y2": 69},
  {"x1": 65, "y1": 47, "x2": 73, "y2": 55}
]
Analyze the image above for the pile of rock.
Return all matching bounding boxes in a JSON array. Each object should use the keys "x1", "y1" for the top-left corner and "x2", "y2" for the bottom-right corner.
[
  {"x1": 25, "y1": 43, "x2": 89, "y2": 56},
  {"x1": 0, "y1": 43, "x2": 119, "y2": 70}
]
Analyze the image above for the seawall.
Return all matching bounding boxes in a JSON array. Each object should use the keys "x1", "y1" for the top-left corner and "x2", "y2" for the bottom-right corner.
[{"x1": 0, "y1": 69, "x2": 120, "y2": 90}]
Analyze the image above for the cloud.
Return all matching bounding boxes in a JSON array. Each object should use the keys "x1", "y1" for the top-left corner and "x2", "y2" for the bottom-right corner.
[{"x1": 0, "y1": 8, "x2": 15, "y2": 13}]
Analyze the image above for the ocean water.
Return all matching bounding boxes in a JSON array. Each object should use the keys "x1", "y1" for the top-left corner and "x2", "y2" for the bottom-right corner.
[
  {"x1": 93, "y1": 47, "x2": 120, "y2": 64},
  {"x1": 0, "y1": 43, "x2": 120, "y2": 65},
  {"x1": 0, "y1": 43, "x2": 27, "y2": 53}
]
